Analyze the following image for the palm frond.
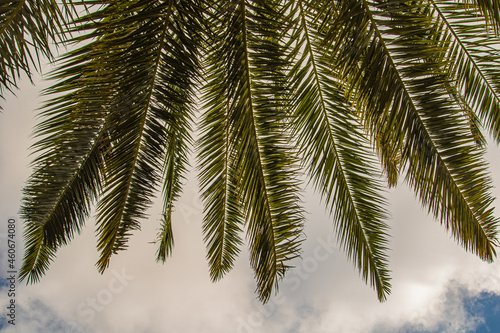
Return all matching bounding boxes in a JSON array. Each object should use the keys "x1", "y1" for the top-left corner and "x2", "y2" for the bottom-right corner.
[
  {"x1": 0, "y1": 0, "x2": 77, "y2": 98},
  {"x1": 88, "y1": 0, "x2": 202, "y2": 272},
  {"x1": 18, "y1": 40, "x2": 114, "y2": 282},
  {"x1": 20, "y1": 0, "x2": 203, "y2": 277},
  {"x1": 333, "y1": 0, "x2": 499, "y2": 260},
  {"x1": 425, "y1": 0, "x2": 500, "y2": 144},
  {"x1": 198, "y1": 65, "x2": 245, "y2": 281},
  {"x1": 154, "y1": 10, "x2": 200, "y2": 260},
  {"x1": 200, "y1": 0, "x2": 304, "y2": 302},
  {"x1": 286, "y1": 0, "x2": 391, "y2": 301}
]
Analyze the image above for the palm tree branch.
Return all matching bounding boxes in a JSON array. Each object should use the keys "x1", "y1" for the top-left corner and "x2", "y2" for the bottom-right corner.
[
  {"x1": 18, "y1": 32, "x2": 119, "y2": 282},
  {"x1": 19, "y1": 135, "x2": 106, "y2": 283},
  {"x1": 153, "y1": 1, "x2": 202, "y2": 263},
  {"x1": 429, "y1": 0, "x2": 500, "y2": 142},
  {"x1": 359, "y1": 0, "x2": 498, "y2": 259},
  {"x1": 202, "y1": 0, "x2": 304, "y2": 302},
  {"x1": 239, "y1": 1, "x2": 282, "y2": 301},
  {"x1": 198, "y1": 93, "x2": 244, "y2": 280},
  {"x1": 95, "y1": 1, "x2": 173, "y2": 272},
  {"x1": 288, "y1": 0, "x2": 391, "y2": 301}
]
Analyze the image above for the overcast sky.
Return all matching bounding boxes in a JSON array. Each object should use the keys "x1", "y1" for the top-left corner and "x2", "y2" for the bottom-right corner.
[{"x1": 1, "y1": 67, "x2": 500, "y2": 333}]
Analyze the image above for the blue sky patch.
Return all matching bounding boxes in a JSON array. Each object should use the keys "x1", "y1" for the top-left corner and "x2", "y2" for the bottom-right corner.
[{"x1": 465, "y1": 291, "x2": 500, "y2": 333}]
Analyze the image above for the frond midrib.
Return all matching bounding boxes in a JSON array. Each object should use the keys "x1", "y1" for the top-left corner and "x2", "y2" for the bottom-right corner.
[
  {"x1": 218, "y1": 100, "x2": 232, "y2": 275},
  {"x1": 155, "y1": 136, "x2": 176, "y2": 262},
  {"x1": 163, "y1": 131, "x2": 178, "y2": 217}
]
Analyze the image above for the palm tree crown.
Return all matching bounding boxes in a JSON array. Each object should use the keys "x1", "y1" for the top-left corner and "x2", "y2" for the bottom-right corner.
[{"x1": 2, "y1": 0, "x2": 500, "y2": 302}]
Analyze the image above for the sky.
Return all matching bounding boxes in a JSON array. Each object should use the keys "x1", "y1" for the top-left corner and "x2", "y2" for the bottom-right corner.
[{"x1": 1, "y1": 66, "x2": 500, "y2": 333}]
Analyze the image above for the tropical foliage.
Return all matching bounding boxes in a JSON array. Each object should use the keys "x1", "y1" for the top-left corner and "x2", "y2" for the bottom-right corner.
[{"x1": 2, "y1": 0, "x2": 500, "y2": 302}]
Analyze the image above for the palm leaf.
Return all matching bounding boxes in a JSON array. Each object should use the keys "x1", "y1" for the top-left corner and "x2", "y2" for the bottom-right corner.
[
  {"x1": 20, "y1": 0, "x2": 203, "y2": 276},
  {"x1": 199, "y1": 0, "x2": 304, "y2": 302},
  {"x1": 0, "y1": 0, "x2": 77, "y2": 98},
  {"x1": 154, "y1": 15, "x2": 200, "y2": 260},
  {"x1": 331, "y1": 0, "x2": 499, "y2": 260},
  {"x1": 286, "y1": 0, "x2": 392, "y2": 301},
  {"x1": 18, "y1": 41, "x2": 114, "y2": 282},
  {"x1": 198, "y1": 64, "x2": 245, "y2": 281},
  {"x1": 88, "y1": 0, "x2": 202, "y2": 272},
  {"x1": 424, "y1": 0, "x2": 500, "y2": 144}
]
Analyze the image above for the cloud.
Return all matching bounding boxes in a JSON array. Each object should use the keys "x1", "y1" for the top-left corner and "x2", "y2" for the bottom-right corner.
[
  {"x1": 371, "y1": 282, "x2": 486, "y2": 333},
  {"x1": 0, "y1": 297, "x2": 93, "y2": 333}
]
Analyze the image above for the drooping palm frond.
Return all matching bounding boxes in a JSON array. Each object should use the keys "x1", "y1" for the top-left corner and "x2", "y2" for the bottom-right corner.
[
  {"x1": 327, "y1": 0, "x2": 498, "y2": 259},
  {"x1": 198, "y1": 51, "x2": 245, "y2": 281},
  {"x1": 17, "y1": 20, "x2": 129, "y2": 281},
  {"x1": 424, "y1": 0, "x2": 500, "y2": 144},
  {"x1": 85, "y1": 0, "x2": 203, "y2": 273},
  {"x1": 285, "y1": 0, "x2": 391, "y2": 301},
  {"x1": 0, "y1": 0, "x2": 77, "y2": 99},
  {"x1": 198, "y1": 97, "x2": 245, "y2": 281},
  {"x1": 154, "y1": 13, "x2": 200, "y2": 261},
  {"x1": 199, "y1": 0, "x2": 305, "y2": 302},
  {"x1": 20, "y1": 0, "x2": 203, "y2": 280},
  {"x1": 18, "y1": 39, "x2": 114, "y2": 282}
]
